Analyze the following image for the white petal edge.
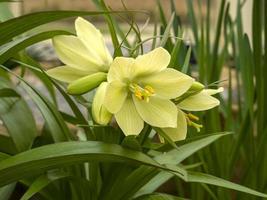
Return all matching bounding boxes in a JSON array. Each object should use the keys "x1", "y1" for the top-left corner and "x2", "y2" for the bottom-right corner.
[
  {"x1": 133, "y1": 96, "x2": 177, "y2": 128},
  {"x1": 115, "y1": 98, "x2": 144, "y2": 136},
  {"x1": 161, "y1": 109, "x2": 187, "y2": 141},
  {"x1": 104, "y1": 81, "x2": 128, "y2": 114}
]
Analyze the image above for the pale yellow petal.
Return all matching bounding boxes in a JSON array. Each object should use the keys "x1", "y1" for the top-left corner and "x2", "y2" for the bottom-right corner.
[
  {"x1": 205, "y1": 87, "x2": 224, "y2": 95},
  {"x1": 107, "y1": 57, "x2": 135, "y2": 83},
  {"x1": 75, "y1": 17, "x2": 112, "y2": 67},
  {"x1": 178, "y1": 89, "x2": 221, "y2": 111},
  {"x1": 104, "y1": 81, "x2": 128, "y2": 113},
  {"x1": 133, "y1": 47, "x2": 171, "y2": 77},
  {"x1": 139, "y1": 68, "x2": 194, "y2": 99},
  {"x1": 46, "y1": 65, "x2": 90, "y2": 83},
  {"x1": 53, "y1": 35, "x2": 105, "y2": 72},
  {"x1": 133, "y1": 96, "x2": 177, "y2": 128},
  {"x1": 92, "y1": 82, "x2": 112, "y2": 125},
  {"x1": 161, "y1": 109, "x2": 187, "y2": 141},
  {"x1": 115, "y1": 98, "x2": 144, "y2": 136}
]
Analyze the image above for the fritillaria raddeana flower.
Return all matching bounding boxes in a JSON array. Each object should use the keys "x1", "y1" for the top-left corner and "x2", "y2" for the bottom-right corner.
[
  {"x1": 102, "y1": 47, "x2": 194, "y2": 136},
  {"x1": 162, "y1": 82, "x2": 224, "y2": 141},
  {"x1": 47, "y1": 17, "x2": 223, "y2": 142},
  {"x1": 47, "y1": 17, "x2": 112, "y2": 94}
]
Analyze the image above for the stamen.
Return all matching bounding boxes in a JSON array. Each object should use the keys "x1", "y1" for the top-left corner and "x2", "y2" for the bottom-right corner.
[
  {"x1": 129, "y1": 83, "x2": 155, "y2": 102},
  {"x1": 186, "y1": 113, "x2": 202, "y2": 132},
  {"x1": 145, "y1": 85, "x2": 155, "y2": 95},
  {"x1": 187, "y1": 113, "x2": 199, "y2": 121}
]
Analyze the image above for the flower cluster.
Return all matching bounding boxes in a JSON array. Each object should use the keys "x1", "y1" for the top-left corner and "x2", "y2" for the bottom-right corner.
[{"x1": 47, "y1": 17, "x2": 223, "y2": 141}]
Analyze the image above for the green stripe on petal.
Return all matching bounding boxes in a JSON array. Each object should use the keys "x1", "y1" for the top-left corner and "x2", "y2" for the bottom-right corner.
[
  {"x1": 139, "y1": 68, "x2": 194, "y2": 99},
  {"x1": 104, "y1": 81, "x2": 128, "y2": 113},
  {"x1": 178, "y1": 89, "x2": 221, "y2": 111},
  {"x1": 107, "y1": 57, "x2": 135, "y2": 83},
  {"x1": 133, "y1": 96, "x2": 177, "y2": 128},
  {"x1": 53, "y1": 35, "x2": 105, "y2": 72},
  {"x1": 133, "y1": 47, "x2": 171, "y2": 77},
  {"x1": 115, "y1": 98, "x2": 144, "y2": 136},
  {"x1": 75, "y1": 17, "x2": 112, "y2": 66},
  {"x1": 67, "y1": 72, "x2": 107, "y2": 95},
  {"x1": 161, "y1": 109, "x2": 187, "y2": 141},
  {"x1": 46, "y1": 65, "x2": 89, "y2": 83}
]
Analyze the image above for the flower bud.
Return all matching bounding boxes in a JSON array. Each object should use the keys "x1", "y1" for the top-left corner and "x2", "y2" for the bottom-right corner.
[
  {"x1": 92, "y1": 82, "x2": 112, "y2": 125},
  {"x1": 189, "y1": 81, "x2": 205, "y2": 92},
  {"x1": 67, "y1": 72, "x2": 107, "y2": 95}
]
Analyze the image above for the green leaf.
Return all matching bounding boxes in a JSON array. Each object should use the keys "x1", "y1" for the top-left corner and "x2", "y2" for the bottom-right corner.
[
  {"x1": 20, "y1": 172, "x2": 71, "y2": 200},
  {"x1": 0, "y1": 65, "x2": 72, "y2": 142},
  {"x1": 0, "y1": 88, "x2": 20, "y2": 97},
  {"x1": 181, "y1": 46, "x2": 191, "y2": 74},
  {"x1": 0, "y1": 30, "x2": 72, "y2": 64},
  {"x1": 185, "y1": 171, "x2": 267, "y2": 198},
  {"x1": 0, "y1": 141, "x2": 175, "y2": 187},
  {"x1": 0, "y1": 183, "x2": 16, "y2": 200},
  {"x1": 13, "y1": 59, "x2": 95, "y2": 141},
  {"x1": 134, "y1": 193, "x2": 187, "y2": 200},
  {"x1": 0, "y1": 80, "x2": 37, "y2": 152},
  {"x1": 0, "y1": 134, "x2": 17, "y2": 154},
  {"x1": 0, "y1": 152, "x2": 9, "y2": 161},
  {"x1": 0, "y1": 10, "x2": 129, "y2": 46},
  {"x1": 137, "y1": 133, "x2": 231, "y2": 196},
  {"x1": 155, "y1": 132, "x2": 232, "y2": 164},
  {"x1": 159, "y1": 13, "x2": 175, "y2": 48}
]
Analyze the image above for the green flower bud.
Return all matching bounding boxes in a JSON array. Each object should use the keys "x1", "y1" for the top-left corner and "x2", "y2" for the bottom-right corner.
[
  {"x1": 67, "y1": 72, "x2": 107, "y2": 95},
  {"x1": 92, "y1": 82, "x2": 112, "y2": 125},
  {"x1": 189, "y1": 81, "x2": 205, "y2": 92}
]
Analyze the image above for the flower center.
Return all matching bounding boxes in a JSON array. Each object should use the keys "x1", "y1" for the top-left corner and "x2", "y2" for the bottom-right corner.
[
  {"x1": 185, "y1": 113, "x2": 203, "y2": 132},
  {"x1": 129, "y1": 83, "x2": 155, "y2": 102}
]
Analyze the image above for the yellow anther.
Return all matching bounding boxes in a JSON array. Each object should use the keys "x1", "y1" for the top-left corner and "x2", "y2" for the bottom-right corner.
[
  {"x1": 187, "y1": 113, "x2": 199, "y2": 121},
  {"x1": 134, "y1": 89, "x2": 143, "y2": 100},
  {"x1": 144, "y1": 85, "x2": 155, "y2": 95},
  {"x1": 185, "y1": 113, "x2": 202, "y2": 132},
  {"x1": 130, "y1": 83, "x2": 155, "y2": 102}
]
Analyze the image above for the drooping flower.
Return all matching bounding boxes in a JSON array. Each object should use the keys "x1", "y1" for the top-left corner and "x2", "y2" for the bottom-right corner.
[
  {"x1": 103, "y1": 47, "x2": 194, "y2": 136},
  {"x1": 162, "y1": 82, "x2": 223, "y2": 141},
  {"x1": 46, "y1": 17, "x2": 112, "y2": 94}
]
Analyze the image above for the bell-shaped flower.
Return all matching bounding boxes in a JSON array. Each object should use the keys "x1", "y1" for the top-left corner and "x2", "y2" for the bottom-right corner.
[
  {"x1": 92, "y1": 82, "x2": 112, "y2": 125},
  {"x1": 46, "y1": 17, "x2": 113, "y2": 94},
  {"x1": 162, "y1": 83, "x2": 223, "y2": 141},
  {"x1": 103, "y1": 47, "x2": 194, "y2": 136}
]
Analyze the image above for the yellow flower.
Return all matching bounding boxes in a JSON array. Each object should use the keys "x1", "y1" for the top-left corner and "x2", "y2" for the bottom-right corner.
[
  {"x1": 103, "y1": 47, "x2": 194, "y2": 136},
  {"x1": 162, "y1": 83, "x2": 223, "y2": 141},
  {"x1": 46, "y1": 17, "x2": 112, "y2": 94}
]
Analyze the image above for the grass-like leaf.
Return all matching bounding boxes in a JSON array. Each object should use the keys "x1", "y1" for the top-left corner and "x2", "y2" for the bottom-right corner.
[{"x1": 0, "y1": 141, "x2": 179, "y2": 187}]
